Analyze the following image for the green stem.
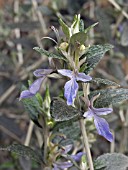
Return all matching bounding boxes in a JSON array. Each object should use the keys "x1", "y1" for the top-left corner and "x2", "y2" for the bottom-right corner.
[{"x1": 79, "y1": 118, "x2": 94, "y2": 170}]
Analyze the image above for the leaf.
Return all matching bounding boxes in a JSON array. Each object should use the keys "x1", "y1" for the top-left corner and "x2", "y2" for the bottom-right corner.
[
  {"x1": 53, "y1": 120, "x2": 80, "y2": 141},
  {"x1": 59, "y1": 18, "x2": 70, "y2": 39},
  {"x1": 22, "y1": 88, "x2": 43, "y2": 128},
  {"x1": 50, "y1": 98, "x2": 81, "y2": 122},
  {"x1": 83, "y1": 44, "x2": 113, "y2": 74},
  {"x1": 43, "y1": 86, "x2": 51, "y2": 117},
  {"x1": 91, "y1": 78, "x2": 120, "y2": 86},
  {"x1": 94, "y1": 153, "x2": 128, "y2": 170},
  {"x1": 79, "y1": 19, "x2": 84, "y2": 32},
  {"x1": 70, "y1": 32, "x2": 87, "y2": 45},
  {"x1": 89, "y1": 88, "x2": 128, "y2": 108},
  {"x1": 84, "y1": 22, "x2": 98, "y2": 34},
  {"x1": 33, "y1": 47, "x2": 66, "y2": 61},
  {"x1": 0, "y1": 144, "x2": 42, "y2": 163}
]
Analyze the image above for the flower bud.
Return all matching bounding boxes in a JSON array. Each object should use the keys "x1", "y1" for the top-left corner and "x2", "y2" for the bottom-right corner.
[
  {"x1": 59, "y1": 42, "x2": 69, "y2": 51},
  {"x1": 80, "y1": 44, "x2": 86, "y2": 51}
]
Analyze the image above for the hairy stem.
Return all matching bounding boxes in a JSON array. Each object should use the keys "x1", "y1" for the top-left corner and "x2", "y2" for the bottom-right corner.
[{"x1": 79, "y1": 118, "x2": 94, "y2": 170}]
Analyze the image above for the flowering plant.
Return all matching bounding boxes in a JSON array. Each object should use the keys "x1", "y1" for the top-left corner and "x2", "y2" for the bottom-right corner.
[{"x1": 1, "y1": 14, "x2": 128, "y2": 170}]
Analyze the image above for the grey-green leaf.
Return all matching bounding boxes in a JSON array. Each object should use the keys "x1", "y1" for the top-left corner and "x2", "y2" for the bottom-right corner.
[
  {"x1": 91, "y1": 78, "x2": 120, "y2": 86},
  {"x1": 89, "y1": 88, "x2": 128, "y2": 108},
  {"x1": 50, "y1": 98, "x2": 81, "y2": 121},
  {"x1": 70, "y1": 32, "x2": 87, "y2": 45},
  {"x1": 33, "y1": 47, "x2": 66, "y2": 61},
  {"x1": 22, "y1": 95, "x2": 42, "y2": 128},
  {"x1": 59, "y1": 18, "x2": 70, "y2": 39},
  {"x1": 79, "y1": 19, "x2": 84, "y2": 32},
  {"x1": 94, "y1": 153, "x2": 128, "y2": 170},
  {"x1": 83, "y1": 44, "x2": 113, "y2": 74},
  {"x1": 0, "y1": 144, "x2": 42, "y2": 163},
  {"x1": 53, "y1": 120, "x2": 80, "y2": 141}
]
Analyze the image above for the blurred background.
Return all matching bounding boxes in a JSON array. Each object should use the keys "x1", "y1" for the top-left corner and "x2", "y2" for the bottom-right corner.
[{"x1": 0, "y1": 0, "x2": 128, "y2": 169}]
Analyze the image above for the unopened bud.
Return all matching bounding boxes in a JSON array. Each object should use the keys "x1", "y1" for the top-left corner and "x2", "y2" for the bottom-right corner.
[
  {"x1": 80, "y1": 44, "x2": 86, "y2": 51},
  {"x1": 59, "y1": 42, "x2": 69, "y2": 51}
]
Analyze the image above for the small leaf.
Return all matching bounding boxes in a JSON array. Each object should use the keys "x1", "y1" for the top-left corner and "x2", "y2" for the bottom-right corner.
[
  {"x1": 83, "y1": 44, "x2": 113, "y2": 74},
  {"x1": 0, "y1": 144, "x2": 42, "y2": 163},
  {"x1": 79, "y1": 19, "x2": 84, "y2": 32},
  {"x1": 94, "y1": 153, "x2": 128, "y2": 170},
  {"x1": 43, "y1": 86, "x2": 51, "y2": 117},
  {"x1": 70, "y1": 32, "x2": 87, "y2": 45},
  {"x1": 59, "y1": 18, "x2": 70, "y2": 39},
  {"x1": 21, "y1": 86, "x2": 43, "y2": 128},
  {"x1": 84, "y1": 22, "x2": 98, "y2": 34},
  {"x1": 33, "y1": 47, "x2": 66, "y2": 61},
  {"x1": 91, "y1": 78, "x2": 119, "y2": 86},
  {"x1": 89, "y1": 88, "x2": 128, "y2": 108},
  {"x1": 50, "y1": 98, "x2": 81, "y2": 121}
]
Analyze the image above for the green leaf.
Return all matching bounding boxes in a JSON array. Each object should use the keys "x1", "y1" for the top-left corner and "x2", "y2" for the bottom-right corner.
[
  {"x1": 89, "y1": 88, "x2": 128, "y2": 108},
  {"x1": 53, "y1": 120, "x2": 80, "y2": 140},
  {"x1": 71, "y1": 14, "x2": 80, "y2": 34},
  {"x1": 50, "y1": 98, "x2": 81, "y2": 121},
  {"x1": 59, "y1": 18, "x2": 70, "y2": 39},
  {"x1": 83, "y1": 44, "x2": 113, "y2": 74},
  {"x1": 33, "y1": 47, "x2": 66, "y2": 61},
  {"x1": 43, "y1": 86, "x2": 51, "y2": 117},
  {"x1": 84, "y1": 22, "x2": 98, "y2": 34},
  {"x1": 94, "y1": 153, "x2": 128, "y2": 170},
  {"x1": 70, "y1": 32, "x2": 87, "y2": 45},
  {"x1": 79, "y1": 19, "x2": 84, "y2": 32},
  {"x1": 22, "y1": 88, "x2": 43, "y2": 128},
  {"x1": 0, "y1": 144, "x2": 42, "y2": 163},
  {"x1": 91, "y1": 78, "x2": 120, "y2": 86}
]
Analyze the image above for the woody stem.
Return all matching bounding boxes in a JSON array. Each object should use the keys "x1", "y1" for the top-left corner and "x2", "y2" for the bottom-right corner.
[{"x1": 79, "y1": 119, "x2": 94, "y2": 170}]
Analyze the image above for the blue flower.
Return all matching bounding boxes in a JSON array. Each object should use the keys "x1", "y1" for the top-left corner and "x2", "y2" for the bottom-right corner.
[
  {"x1": 58, "y1": 69, "x2": 92, "y2": 105},
  {"x1": 53, "y1": 144, "x2": 85, "y2": 170},
  {"x1": 19, "y1": 69, "x2": 53, "y2": 100},
  {"x1": 83, "y1": 94, "x2": 113, "y2": 142}
]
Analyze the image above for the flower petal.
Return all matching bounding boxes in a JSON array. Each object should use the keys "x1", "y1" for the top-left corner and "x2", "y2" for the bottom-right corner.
[
  {"x1": 33, "y1": 69, "x2": 53, "y2": 77},
  {"x1": 29, "y1": 77, "x2": 45, "y2": 94},
  {"x1": 54, "y1": 162, "x2": 73, "y2": 169},
  {"x1": 92, "y1": 107, "x2": 113, "y2": 116},
  {"x1": 64, "y1": 78, "x2": 78, "y2": 105},
  {"x1": 62, "y1": 144, "x2": 72, "y2": 154},
  {"x1": 76, "y1": 72, "x2": 92, "y2": 82},
  {"x1": 19, "y1": 90, "x2": 34, "y2": 100},
  {"x1": 83, "y1": 107, "x2": 94, "y2": 119},
  {"x1": 94, "y1": 116, "x2": 113, "y2": 142},
  {"x1": 58, "y1": 69, "x2": 72, "y2": 78},
  {"x1": 71, "y1": 152, "x2": 85, "y2": 162}
]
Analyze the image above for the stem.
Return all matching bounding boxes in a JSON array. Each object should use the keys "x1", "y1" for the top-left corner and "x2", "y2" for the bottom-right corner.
[{"x1": 79, "y1": 118, "x2": 94, "y2": 170}]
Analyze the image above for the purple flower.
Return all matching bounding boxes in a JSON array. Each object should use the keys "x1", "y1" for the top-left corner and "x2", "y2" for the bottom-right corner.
[
  {"x1": 19, "y1": 69, "x2": 53, "y2": 100},
  {"x1": 83, "y1": 94, "x2": 113, "y2": 142},
  {"x1": 58, "y1": 69, "x2": 92, "y2": 105},
  {"x1": 53, "y1": 144, "x2": 85, "y2": 170}
]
